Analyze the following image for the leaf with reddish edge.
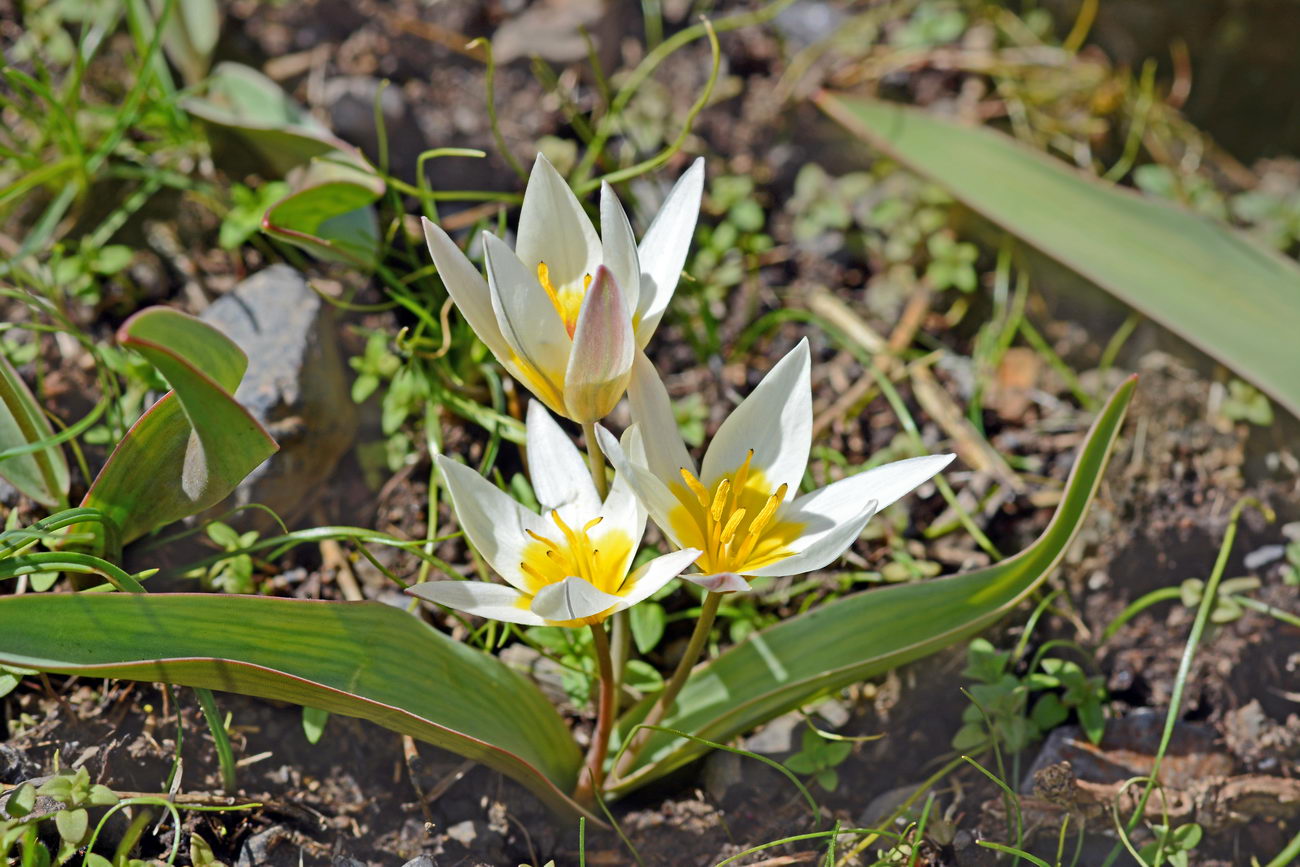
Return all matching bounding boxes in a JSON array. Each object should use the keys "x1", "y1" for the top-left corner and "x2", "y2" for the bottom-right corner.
[
  {"x1": 80, "y1": 308, "x2": 277, "y2": 548},
  {"x1": 262, "y1": 156, "x2": 384, "y2": 270},
  {"x1": 0, "y1": 354, "x2": 69, "y2": 508},
  {"x1": 0, "y1": 593, "x2": 592, "y2": 821},
  {"x1": 610, "y1": 376, "x2": 1137, "y2": 794}
]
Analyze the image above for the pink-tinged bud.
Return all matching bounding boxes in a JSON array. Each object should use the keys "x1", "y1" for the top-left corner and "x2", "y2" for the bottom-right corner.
[{"x1": 563, "y1": 266, "x2": 635, "y2": 423}]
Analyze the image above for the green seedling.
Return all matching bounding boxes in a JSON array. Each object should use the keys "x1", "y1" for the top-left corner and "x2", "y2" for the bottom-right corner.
[
  {"x1": 954, "y1": 638, "x2": 1108, "y2": 752},
  {"x1": 187, "y1": 522, "x2": 260, "y2": 595},
  {"x1": 785, "y1": 724, "x2": 853, "y2": 792},
  {"x1": 1138, "y1": 822, "x2": 1203, "y2": 867},
  {"x1": 1218, "y1": 379, "x2": 1274, "y2": 427}
]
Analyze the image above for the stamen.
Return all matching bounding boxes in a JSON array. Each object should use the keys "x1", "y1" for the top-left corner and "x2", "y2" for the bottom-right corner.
[
  {"x1": 525, "y1": 528, "x2": 561, "y2": 550},
  {"x1": 549, "y1": 509, "x2": 579, "y2": 547},
  {"x1": 731, "y1": 450, "x2": 755, "y2": 509},
  {"x1": 735, "y1": 483, "x2": 788, "y2": 565},
  {"x1": 710, "y1": 479, "x2": 731, "y2": 522},
  {"x1": 679, "y1": 467, "x2": 710, "y2": 508},
  {"x1": 582, "y1": 516, "x2": 604, "y2": 532},
  {"x1": 520, "y1": 561, "x2": 550, "y2": 586},
  {"x1": 537, "y1": 262, "x2": 563, "y2": 314},
  {"x1": 583, "y1": 273, "x2": 593, "y2": 290},
  {"x1": 719, "y1": 508, "x2": 747, "y2": 546}
]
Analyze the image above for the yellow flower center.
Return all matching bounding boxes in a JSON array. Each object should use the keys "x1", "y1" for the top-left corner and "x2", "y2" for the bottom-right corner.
[
  {"x1": 667, "y1": 449, "x2": 805, "y2": 575},
  {"x1": 537, "y1": 262, "x2": 592, "y2": 339},
  {"x1": 518, "y1": 510, "x2": 634, "y2": 600}
]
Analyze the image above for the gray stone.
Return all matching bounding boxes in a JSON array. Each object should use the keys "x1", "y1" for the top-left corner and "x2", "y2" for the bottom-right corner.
[
  {"x1": 400, "y1": 857, "x2": 436, "y2": 867},
  {"x1": 200, "y1": 265, "x2": 357, "y2": 528},
  {"x1": 1244, "y1": 544, "x2": 1286, "y2": 570}
]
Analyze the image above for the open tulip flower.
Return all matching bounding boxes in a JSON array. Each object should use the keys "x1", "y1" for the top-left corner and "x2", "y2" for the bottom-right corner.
[
  {"x1": 599, "y1": 339, "x2": 956, "y2": 592},
  {"x1": 409, "y1": 401, "x2": 701, "y2": 626},
  {"x1": 422, "y1": 154, "x2": 705, "y2": 424}
]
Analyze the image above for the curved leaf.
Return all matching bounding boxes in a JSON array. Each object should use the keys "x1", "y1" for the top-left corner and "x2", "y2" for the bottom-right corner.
[
  {"x1": 611, "y1": 376, "x2": 1136, "y2": 792},
  {"x1": 815, "y1": 93, "x2": 1300, "y2": 419},
  {"x1": 0, "y1": 593, "x2": 590, "y2": 819},
  {"x1": 81, "y1": 308, "x2": 277, "y2": 546},
  {"x1": 262, "y1": 157, "x2": 384, "y2": 270},
  {"x1": 0, "y1": 354, "x2": 68, "y2": 508},
  {"x1": 182, "y1": 62, "x2": 349, "y2": 176}
]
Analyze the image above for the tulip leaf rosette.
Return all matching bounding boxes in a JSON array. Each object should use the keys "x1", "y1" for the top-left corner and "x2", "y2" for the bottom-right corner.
[
  {"x1": 409, "y1": 401, "x2": 700, "y2": 626},
  {"x1": 422, "y1": 155, "x2": 704, "y2": 424},
  {"x1": 600, "y1": 340, "x2": 956, "y2": 590}
]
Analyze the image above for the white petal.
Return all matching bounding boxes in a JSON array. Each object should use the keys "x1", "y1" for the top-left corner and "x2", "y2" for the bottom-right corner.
[
  {"x1": 635, "y1": 157, "x2": 704, "y2": 346},
  {"x1": 482, "y1": 233, "x2": 571, "y2": 397},
  {"x1": 807, "y1": 454, "x2": 956, "y2": 516},
  {"x1": 681, "y1": 572, "x2": 751, "y2": 593},
  {"x1": 746, "y1": 501, "x2": 879, "y2": 578},
  {"x1": 515, "y1": 154, "x2": 601, "y2": 289},
  {"x1": 422, "y1": 218, "x2": 512, "y2": 361},
  {"x1": 701, "y1": 338, "x2": 811, "y2": 499},
  {"x1": 627, "y1": 350, "x2": 696, "y2": 482},
  {"x1": 531, "y1": 576, "x2": 622, "y2": 623},
  {"x1": 746, "y1": 454, "x2": 954, "y2": 579},
  {"x1": 596, "y1": 465, "x2": 648, "y2": 579},
  {"x1": 437, "y1": 456, "x2": 540, "y2": 592},
  {"x1": 597, "y1": 424, "x2": 692, "y2": 551},
  {"x1": 525, "y1": 400, "x2": 599, "y2": 520},
  {"x1": 614, "y1": 548, "x2": 702, "y2": 609},
  {"x1": 563, "y1": 266, "x2": 634, "y2": 423},
  {"x1": 407, "y1": 580, "x2": 545, "y2": 626},
  {"x1": 600, "y1": 182, "x2": 641, "y2": 317}
]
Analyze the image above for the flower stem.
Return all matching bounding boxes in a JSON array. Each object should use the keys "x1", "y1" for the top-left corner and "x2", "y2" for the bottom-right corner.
[
  {"x1": 581, "y1": 420, "x2": 609, "y2": 499},
  {"x1": 574, "y1": 622, "x2": 617, "y2": 804},
  {"x1": 611, "y1": 590, "x2": 722, "y2": 782}
]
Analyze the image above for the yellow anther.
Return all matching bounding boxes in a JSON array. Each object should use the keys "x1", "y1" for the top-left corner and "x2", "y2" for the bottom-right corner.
[
  {"x1": 520, "y1": 561, "x2": 550, "y2": 586},
  {"x1": 550, "y1": 509, "x2": 579, "y2": 545},
  {"x1": 735, "y1": 483, "x2": 788, "y2": 566},
  {"x1": 720, "y1": 508, "x2": 747, "y2": 546},
  {"x1": 537, "y1": 261, "x2": 562, "y2": 311},
  {"x1": 710, "y1": 479, "x2": 731, "y2": 522},
  {"x1": 680, "y1": 467, "x2": 710, "y2": 508},
  {"x1": 583, "y1": 516, "x2": 604, "y2": 532},
  {"x1": 731, "y1": 450, "x2": 754, "y2": 506},
  {"x1": 583, "y1": 273, "x2": 593, "y2": 290},
  {"x1": 526, "y1": 528, "x2": 561, "y2": 550}
]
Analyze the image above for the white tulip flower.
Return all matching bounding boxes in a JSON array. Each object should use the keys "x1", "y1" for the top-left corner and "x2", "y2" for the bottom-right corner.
[
  {"x1": 409, "y1": 401, "x2": 701, "y2": 626},
  {"x1": 422, "y1": 155, "x2": 705, "y2": 423},
  {"x1": 599, "y1": 339, "x2": 956, "y2": 592}
]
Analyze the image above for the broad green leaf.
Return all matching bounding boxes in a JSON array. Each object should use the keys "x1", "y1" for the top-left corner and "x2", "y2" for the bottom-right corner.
[
  {"x1": 0, "y1": 354, "x2": 69, "y2": 508},
  {"x1": 0, "y1": 594, "x2": 590, "y2": 820},
  {"x1": 611, "y1": 376, "x2": 1135, "y2": 792},
  {"x1": 182, "y1": 62, "x2": 349, "y2": 176},
  {"x1": 81, "y1": 308, "x2": 277, "y2": 546},
  {"x1": 262, "y1": 156, "x2": 384, "y2": 270},
  {"x1": 815, "y1": 93, "x2": 1300, "y2": 419}
]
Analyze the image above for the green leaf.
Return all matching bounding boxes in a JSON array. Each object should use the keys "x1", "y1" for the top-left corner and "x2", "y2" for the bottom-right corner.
[
  {"x1": 80, "y1": 308, "x2": 278, "y2": 547},
  {"x1": 182, "y1": 62, "x2": 347, "y2": 176},
  {"x1": 0, "y1": 594, "x2": 590, "y2": 821},
  {"x1": 0, "y1": 354, "x2": 69, "y2": 508},
  {"x1": 816, "y1": 93, "x2": 1300, "y2": 420},
  {"x1": 629, "y1": 602, "x2": 666, "y2": 655},
  {"x1": 612, "y1": 376, "x2": 1135, "y2": 792},
  {"x1": 5, "y1": 782, "x2": 35, "y2": 818},
  {"x1": 261, "y1": 156, "x2": 384, "y2": 270},
  {"x1": 54, "y1": 808, "x2": 87, "y2": 844}
]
